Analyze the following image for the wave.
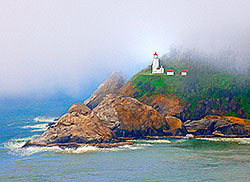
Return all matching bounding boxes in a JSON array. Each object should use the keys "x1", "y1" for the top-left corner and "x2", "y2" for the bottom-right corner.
[
  {"x1": 107, "y1": 144, "x2": 152, "y2": 151},
  {"x1": 196, "y1": 138, "x2": 250, "y2": 145},
  {"x1": 11, "y1": 135, "x2": 40, "y2": 142},
  {"x1": 4, "y1": 135, "x2": 40, "y2": 156},
  {"x1": 172, "y1": 139, "x2": 188, "y2": 143},
  {"x1": 129, "y1": 139, "x2": 171, "y2": 144},
  {"x1": 4, "y1": 136, "x2": 151, "y2": 156},
  {"x1": 61, "y1": 144, "x2": 151, "y2": 154},
  {"x1": 6, "y1": 136, "x2": 250, "y2": 157},
  {"x1": 20, "y1": 115, "x2": 58, "y2": 132},
  {"x1": 5, "y1": 143, "x2": 151, "y2": 156},
  {"x1": 4, "y1": 136, "x2": 102, "y2": 156},
  {"x1": 4, "y1": 141, "x2": 64, "y2": 156},
  {"x1": 34, "y1": 116, "x2": 58, "y2": 123},
  {"x1": 21, "y1": 123, "x2": 49, "y2": 132}
]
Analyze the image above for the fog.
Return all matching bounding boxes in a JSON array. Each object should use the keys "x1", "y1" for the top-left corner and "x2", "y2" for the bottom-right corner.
[{"x1": 0, "y1": 0, "x2": 249, "y2": 98}]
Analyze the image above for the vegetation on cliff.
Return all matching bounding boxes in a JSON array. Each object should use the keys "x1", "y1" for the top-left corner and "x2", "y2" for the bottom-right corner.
[{"x1": 118, "y1": 51, "x2": 250, "y2": 121}]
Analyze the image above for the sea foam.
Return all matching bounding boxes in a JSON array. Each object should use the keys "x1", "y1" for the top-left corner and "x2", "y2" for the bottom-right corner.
[
  {"x1": 4, "y1": 142, "x2": 150, "y2": 156},
  {"x1": 34, "y1": 116, "x2": 58, "y2": 123},
  {"x1": 129, "y1": 139, "x2": 171, "y2": 144},
  {"x1": 20, "y1": 115, "x2": 58, "y2": 132},
  {"x1": 21, "y1": 123, "x2": 49, "y2": 132},
  {"x1": 4, "y1": 135, "x2": 151, "y2": 156}
]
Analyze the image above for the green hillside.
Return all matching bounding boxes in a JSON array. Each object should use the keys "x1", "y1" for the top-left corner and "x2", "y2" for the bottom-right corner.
[{"x1": 127, "y1": 53, "x2": 250, "y2": 120}]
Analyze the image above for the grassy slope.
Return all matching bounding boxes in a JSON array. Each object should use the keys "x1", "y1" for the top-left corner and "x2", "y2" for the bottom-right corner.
[{"x1": 128, "y1": 56, "x2": 250, "y2": 120}]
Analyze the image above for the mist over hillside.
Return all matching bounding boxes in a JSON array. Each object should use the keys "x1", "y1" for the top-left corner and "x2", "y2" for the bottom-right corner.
[{"x1": 161, "y1": 47, "x2": 250, "y2": 74}]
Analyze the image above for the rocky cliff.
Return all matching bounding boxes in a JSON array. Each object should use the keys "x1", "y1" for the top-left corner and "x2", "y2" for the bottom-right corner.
[
  {"x1": 184, "y1": 115, "x2": 250, "y2": 137},
  {"x1": 23, "y1": 95, "x2": 187, "y2": 149},
  {"x1": 84, "y1": 71, "x2": 126, "y2": 109},
  {"x1": 23, "y1": 103, "x2": 131, "y2": 148},
  {"x1": 93, "y1": 94, "x2": 187, "y2": 137},
  {"x1": 23, "y1": 63, "x2": 250, "y2": 149},
  {"x1": 23, "y1": 49, "x2": 250, "y2": 149}
]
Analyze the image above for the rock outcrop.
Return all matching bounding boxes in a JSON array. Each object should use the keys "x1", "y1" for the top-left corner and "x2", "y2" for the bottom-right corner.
[
  {"x1": 23, "y1": 103, "x2": 131, "y2": 148},
  {"x1": 184, "y1": 115, "x2": 250, "y2": 137},
  {"x1": 93, "y1": 94, "x2": 187, "y2": 137},
  {"x1": 84, "y1": 71, "x2": 126, "y2": 109},
  {"x1": 165, "y1": 116, "x2": 187, "y2": 136}
]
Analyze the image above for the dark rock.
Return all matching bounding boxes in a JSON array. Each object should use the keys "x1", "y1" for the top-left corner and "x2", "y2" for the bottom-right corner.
[
  {"x1": 184, "y1": 115, "x2": 250, "y2": 136},
  {"x1": 47, "y1": 122, "x2": 56, "y2": 128}
]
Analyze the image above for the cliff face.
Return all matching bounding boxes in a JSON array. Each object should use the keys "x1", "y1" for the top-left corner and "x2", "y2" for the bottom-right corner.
[
  {"x1": 141, "y1": 94, "x2": 184, "y2": 117},
  {"x1": 118, "y1": 82, "x2": 183, "y2": 117},
  {"x1": 84, "y1": 71, "x2": 126, "y2": 109},
  {"x1": 184, "y1": 115, "x2": 250, "y2": 137},
  {"x1": 23, "y1": 103, "x2": 130, "y2": 148},
  {"x1": 93, "y1": 94, "x2": 187, "y2": 137}
]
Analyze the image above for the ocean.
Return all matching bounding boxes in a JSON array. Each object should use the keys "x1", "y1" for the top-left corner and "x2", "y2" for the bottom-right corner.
[{"x1": 1, "y1": 97, "x2": 250, "y2": 182}]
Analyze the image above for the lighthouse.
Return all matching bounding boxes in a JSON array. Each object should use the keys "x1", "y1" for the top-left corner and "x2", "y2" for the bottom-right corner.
[{"x1": 152, "y1": 52, "x2": 164, "y2": 74}]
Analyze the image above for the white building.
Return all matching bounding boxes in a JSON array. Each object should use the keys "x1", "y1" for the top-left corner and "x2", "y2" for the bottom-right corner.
[
  {"x1": 181, "y1": 69, "x2": 188, "y2": 75},
  {"x1": 152, "y1": 52, "x2": 164, "y2": 74},
  {"x1": 166, "y1": 69, "x2": 174, "y2": 75}
]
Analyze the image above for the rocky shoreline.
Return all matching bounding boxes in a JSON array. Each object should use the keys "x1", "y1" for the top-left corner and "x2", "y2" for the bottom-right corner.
[{"x1": 23, "y1": 72, "x2": 250, "y2": 149}]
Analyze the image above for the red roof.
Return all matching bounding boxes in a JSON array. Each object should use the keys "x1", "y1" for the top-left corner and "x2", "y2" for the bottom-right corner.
[
  {"x1": 154, "y1": 52, "x2": 158, "y2": 56},
  {"x1": 181, "y1": 69, "x2": 188, "y2": 72},
  {"x1": 167, "y1": 69, "x2": 173, "y2": 72},
  {"x1": 157, "y1": 66, "x2": 161, "y2": 69}
]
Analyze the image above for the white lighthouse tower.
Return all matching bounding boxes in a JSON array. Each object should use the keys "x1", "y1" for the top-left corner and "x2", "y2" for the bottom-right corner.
[{"x1": 152, "y1": 52, "x2": 164, "y2": 74}]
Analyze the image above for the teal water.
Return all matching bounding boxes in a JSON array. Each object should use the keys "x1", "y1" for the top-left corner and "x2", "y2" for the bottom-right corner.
[{"x1": 1, "y1": 98, "x2": 250, "y2": 182}]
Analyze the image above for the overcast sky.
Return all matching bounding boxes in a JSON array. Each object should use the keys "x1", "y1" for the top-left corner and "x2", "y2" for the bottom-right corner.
[{"x1": 0, "y1": 0, "x2": 249, "y2": 98}]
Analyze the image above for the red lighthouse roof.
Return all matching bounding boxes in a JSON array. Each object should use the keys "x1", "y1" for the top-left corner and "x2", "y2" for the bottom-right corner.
[{"x1": 154, "y1": 52, "x2": 158, "y2": 56}]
